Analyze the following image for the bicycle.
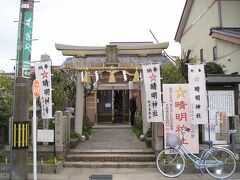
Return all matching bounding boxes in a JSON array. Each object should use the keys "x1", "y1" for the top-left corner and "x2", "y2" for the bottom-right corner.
[{"x1": 156, "y1": 127, "x2": 237, "y2": 179}]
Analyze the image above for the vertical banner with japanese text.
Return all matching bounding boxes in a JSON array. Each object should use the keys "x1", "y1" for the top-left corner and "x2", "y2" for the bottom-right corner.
[
  {"x1": 188, "y1": 64, "x2": 208, "y2": 124},
  {"x1": 142, "y1": 64, "x2": 163, "y2": 122},
  {"x1": 35, "y1": 61, "x2": 53, "y2": 119},
  {"x1": 16, "y1": 1, "x2": 34, "y2": 78},
  {"x1": 163, "y1": 84, "x2": 199, "y2": 153}
]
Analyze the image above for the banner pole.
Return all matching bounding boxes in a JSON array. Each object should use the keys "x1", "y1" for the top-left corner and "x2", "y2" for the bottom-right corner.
[{"x1": 33, "y1": 96, "x2": 37, "y2": 180}]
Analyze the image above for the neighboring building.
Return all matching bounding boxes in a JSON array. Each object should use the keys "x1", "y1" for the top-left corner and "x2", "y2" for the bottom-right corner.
[
  {"x1": 56, "y1": 42, "x2": 170, "y2": 139},
  {"x1": 175, "y1": 0, "x2": 240, "y2": 146},
  {"x1": 175, "y1": 0, "x2": 240, "y2": 74}
]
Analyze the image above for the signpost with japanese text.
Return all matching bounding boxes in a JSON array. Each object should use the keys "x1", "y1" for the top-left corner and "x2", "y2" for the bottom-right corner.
[
  {"x1": 11, "y1": 1, "x2": 34, "y2": 179},
  {"x1": 16, "y1": 1, "x2": 34, "y2": 78}
]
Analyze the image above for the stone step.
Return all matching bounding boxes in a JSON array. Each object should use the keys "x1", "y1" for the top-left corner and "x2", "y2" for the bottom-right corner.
[
  {"x1": 68, "y1": 149, "x2": 154, "y2": 154},
  {"x1": 66, "y1": 153, "x2": 155, "y2": 162},
  {"x1": 93, "y1": 125, "x2": 132, "y2": 129},
  {"x1": 64, "y1": 161, "x2": 156, "y2": 168}
]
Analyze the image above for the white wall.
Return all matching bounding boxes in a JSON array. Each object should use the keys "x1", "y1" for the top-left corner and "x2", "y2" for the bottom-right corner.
[
  {"x1": 180, "y1": 0, "x2": 240, "y2": 76},
  {"x1": 216, "y1": 40, "x2": 240, "y2": 74},
  {"x1": 181, "y1": 0, "x2": 219, "y2": 62},
  {"x1": 221, "y1": 1, "x2": 240, "y2": 27}
]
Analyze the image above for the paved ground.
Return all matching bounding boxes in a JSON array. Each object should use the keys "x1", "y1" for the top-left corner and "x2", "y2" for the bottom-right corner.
[
  {"x1": 1, "y1": 168, "x2": 240, "y2": 180},
  {"x1": 1, "y1": 126, "x2": 239, "y2": 179},
  {"x1": 76, "y1": 126, "x2": 148, "y2": 150}
]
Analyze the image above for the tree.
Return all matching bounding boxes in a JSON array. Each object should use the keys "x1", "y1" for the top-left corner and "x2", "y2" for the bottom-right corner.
[
  {"x1": 161, "y1": 61, "x2": 185, "y2": 83},
  {"x1": 172, "y1": 58, "x2": 224, "y2": 82},
  {"x1": 31, "y1": 69, "x2": 76, "y2": 113},
  {"x1": 52, "y1": 70, "x2": 76, "y2": 112},
  {"x1": 205, "y1": 62, "x2": 224, "y2": 74},
  {"x1": 0, "y1": 73, "x2": 13, "y2": 144}
]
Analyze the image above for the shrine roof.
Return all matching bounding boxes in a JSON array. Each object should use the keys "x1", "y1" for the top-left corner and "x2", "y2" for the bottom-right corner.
[{"x1": 55, "y1": 42, "x2": 169, "y2": 57}]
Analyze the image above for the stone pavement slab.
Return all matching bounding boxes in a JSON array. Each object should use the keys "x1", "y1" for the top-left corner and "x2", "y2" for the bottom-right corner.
[
  {"x1": 76, "y1": 128, "x2": 148, "y2": 150},
  {"x1": 1, "y1": 167, "x2": 240, "y2": 180}
]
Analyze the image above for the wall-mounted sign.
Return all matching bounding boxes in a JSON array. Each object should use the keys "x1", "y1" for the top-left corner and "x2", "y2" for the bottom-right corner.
[
  {"x1": 105, "y1": 103, "x2": 111, "y2": 108},
  {"x1": 208, "y1": 90, "x2": 235, "y2": 116},
  {"x1": 37, "y1": 129, "x2": 54, "y2": 143},
  {"x1": 204, "y1": 110, "x2": 227, "y2": 144}
]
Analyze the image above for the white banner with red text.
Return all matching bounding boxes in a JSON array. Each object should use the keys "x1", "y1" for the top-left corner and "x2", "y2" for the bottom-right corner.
[
  {"x1": 142, "y1": 64, "x2": 163, "y2": 122},
  {"x1": 188, "y1": 64, "x2": 208, "y2": 124},
  {"x1": 34, "y1": 61, "x2": 53, "y2": 119},
  {"x1": 163, "y1": 84, "x2": 199, "y2": 153}
]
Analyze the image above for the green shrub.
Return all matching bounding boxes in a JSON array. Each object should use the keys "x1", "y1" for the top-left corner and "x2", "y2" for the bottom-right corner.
[
  {"x1": 205, "y1": 62, "x2": 224, "y2": 74},
  {"x1": 82, "y1": 116, "x2": 92, "y2": 139},
  {"x1": 70, "y1": 131, "x2": 81, "y2": 140},
  {"x1": 133, "y1": 113, "x2": 143, "y2": 138},
  {"x1": 162, "y1": 62, "x2": 185, "y2": 83},
  {"x1": 0, "y1": 153, "x2": 7, "y2": 163},
  {"x1": 144, "y1": 125, "x2": 152, "y2": 138},
  {"x1": 69, "y1": 116, "x2": 92, "y2": 140},
  {"x1": 44, "y1": 157, "x2": 60, "y2": 164}
]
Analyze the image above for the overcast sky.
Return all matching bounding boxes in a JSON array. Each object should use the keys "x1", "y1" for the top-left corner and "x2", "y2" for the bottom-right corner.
[{"x1": 0, "y1": 0, "x2": 185, "y2": 72}]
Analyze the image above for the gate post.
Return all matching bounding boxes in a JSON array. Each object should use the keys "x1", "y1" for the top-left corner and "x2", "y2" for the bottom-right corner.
[{"x1": 75, "y1": 73, "x2": 84, "y2": 135}]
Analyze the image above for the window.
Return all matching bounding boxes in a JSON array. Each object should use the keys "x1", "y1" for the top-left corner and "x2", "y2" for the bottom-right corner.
[
  {"x1": 213, "y1": 46, "x2": 217, "y2": 61},
  {"x1": 200, "y1": 49, "x2": 203, "y2": 63}
]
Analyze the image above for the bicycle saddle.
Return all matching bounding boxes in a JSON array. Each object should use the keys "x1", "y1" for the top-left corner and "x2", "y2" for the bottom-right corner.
[{"x1": 202, "y1": 140, "x2": 213, "y2": 145}]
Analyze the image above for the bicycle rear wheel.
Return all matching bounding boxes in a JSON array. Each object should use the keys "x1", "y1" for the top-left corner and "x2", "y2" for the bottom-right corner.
[
  {"x1": 156, "y1": 148, "x2": 185, "y2": 178},
  {"x1": 204, "y1": 147, "x2": 236, "y2": 179}
]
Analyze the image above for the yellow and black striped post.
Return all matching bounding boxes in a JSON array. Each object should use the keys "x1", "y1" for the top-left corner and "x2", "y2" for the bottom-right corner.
[{"x1": 12, "y1": 122, "x2": 29, "y2": 149}]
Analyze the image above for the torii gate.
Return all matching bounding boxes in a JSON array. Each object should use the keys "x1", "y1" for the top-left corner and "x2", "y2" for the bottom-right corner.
[{"x1": 55, "y1": 42, "x2": 170, "y2": 136}]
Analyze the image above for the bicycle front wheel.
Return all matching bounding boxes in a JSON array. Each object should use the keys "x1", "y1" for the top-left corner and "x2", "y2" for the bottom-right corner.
[
  {"x1": 204, "y1": 147, "x2": 236, "y2": 179},
  {"x1": 156, "y1": 148, "x2": 185, "y2": 178}
]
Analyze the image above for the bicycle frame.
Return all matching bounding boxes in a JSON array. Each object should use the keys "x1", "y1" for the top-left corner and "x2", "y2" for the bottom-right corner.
[
  {"x1": 157, "y1": 127, "x2": 237, "y2": 179},
  {"x1": 175, "y1": 144, "x2": 224, "y2": 170},
  {"x1": 176, "y1": 144, "x2": 204, "y2": 169},
  {"x1": 203, "y1": 146, "x2": 237, "y2": 167}
]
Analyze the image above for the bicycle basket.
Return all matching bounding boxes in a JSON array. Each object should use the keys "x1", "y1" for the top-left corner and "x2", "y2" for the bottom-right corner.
[{"x1": 166, "y1": 133, "x2": 180, "y2": 148}]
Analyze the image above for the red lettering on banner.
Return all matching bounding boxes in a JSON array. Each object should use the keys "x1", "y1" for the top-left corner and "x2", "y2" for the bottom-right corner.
[
  {"x1": 176, "y1": 113, "x2": 187, "y2": 121},
  {"x1": 175, "y1": 101, "x2": 187, "y2": 110}
]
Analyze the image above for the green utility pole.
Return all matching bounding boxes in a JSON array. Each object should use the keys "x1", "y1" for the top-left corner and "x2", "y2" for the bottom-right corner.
[{"x1": 11, "y1": 0, "x2": 34, "y2": 179}]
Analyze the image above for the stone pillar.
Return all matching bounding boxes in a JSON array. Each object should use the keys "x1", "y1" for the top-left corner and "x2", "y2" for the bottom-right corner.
[
  {"x1": 152, "y1": 123, "x2": 164, "y2": 153},
  {"x1": 42, "y1": 119, "x2": 48, "y2": 129},
  {"x1": 42, "y1": 119, "x2": 49, "y2": 145},
  {"x1": 140, "y1": 82, "x2": 150, "y2": 134},
  {"x1": 55, "y1": 111, "x2": 64, "y2": 152},
  {"x1": 63, "y1": 116, "x2": 67, "y2": 144},
  {"x1": 75, "y1": 73, "x2": 84, "y2": 135},
  {"x1": 64, "y1": 110, "x2": 72, "y2": 141}
]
